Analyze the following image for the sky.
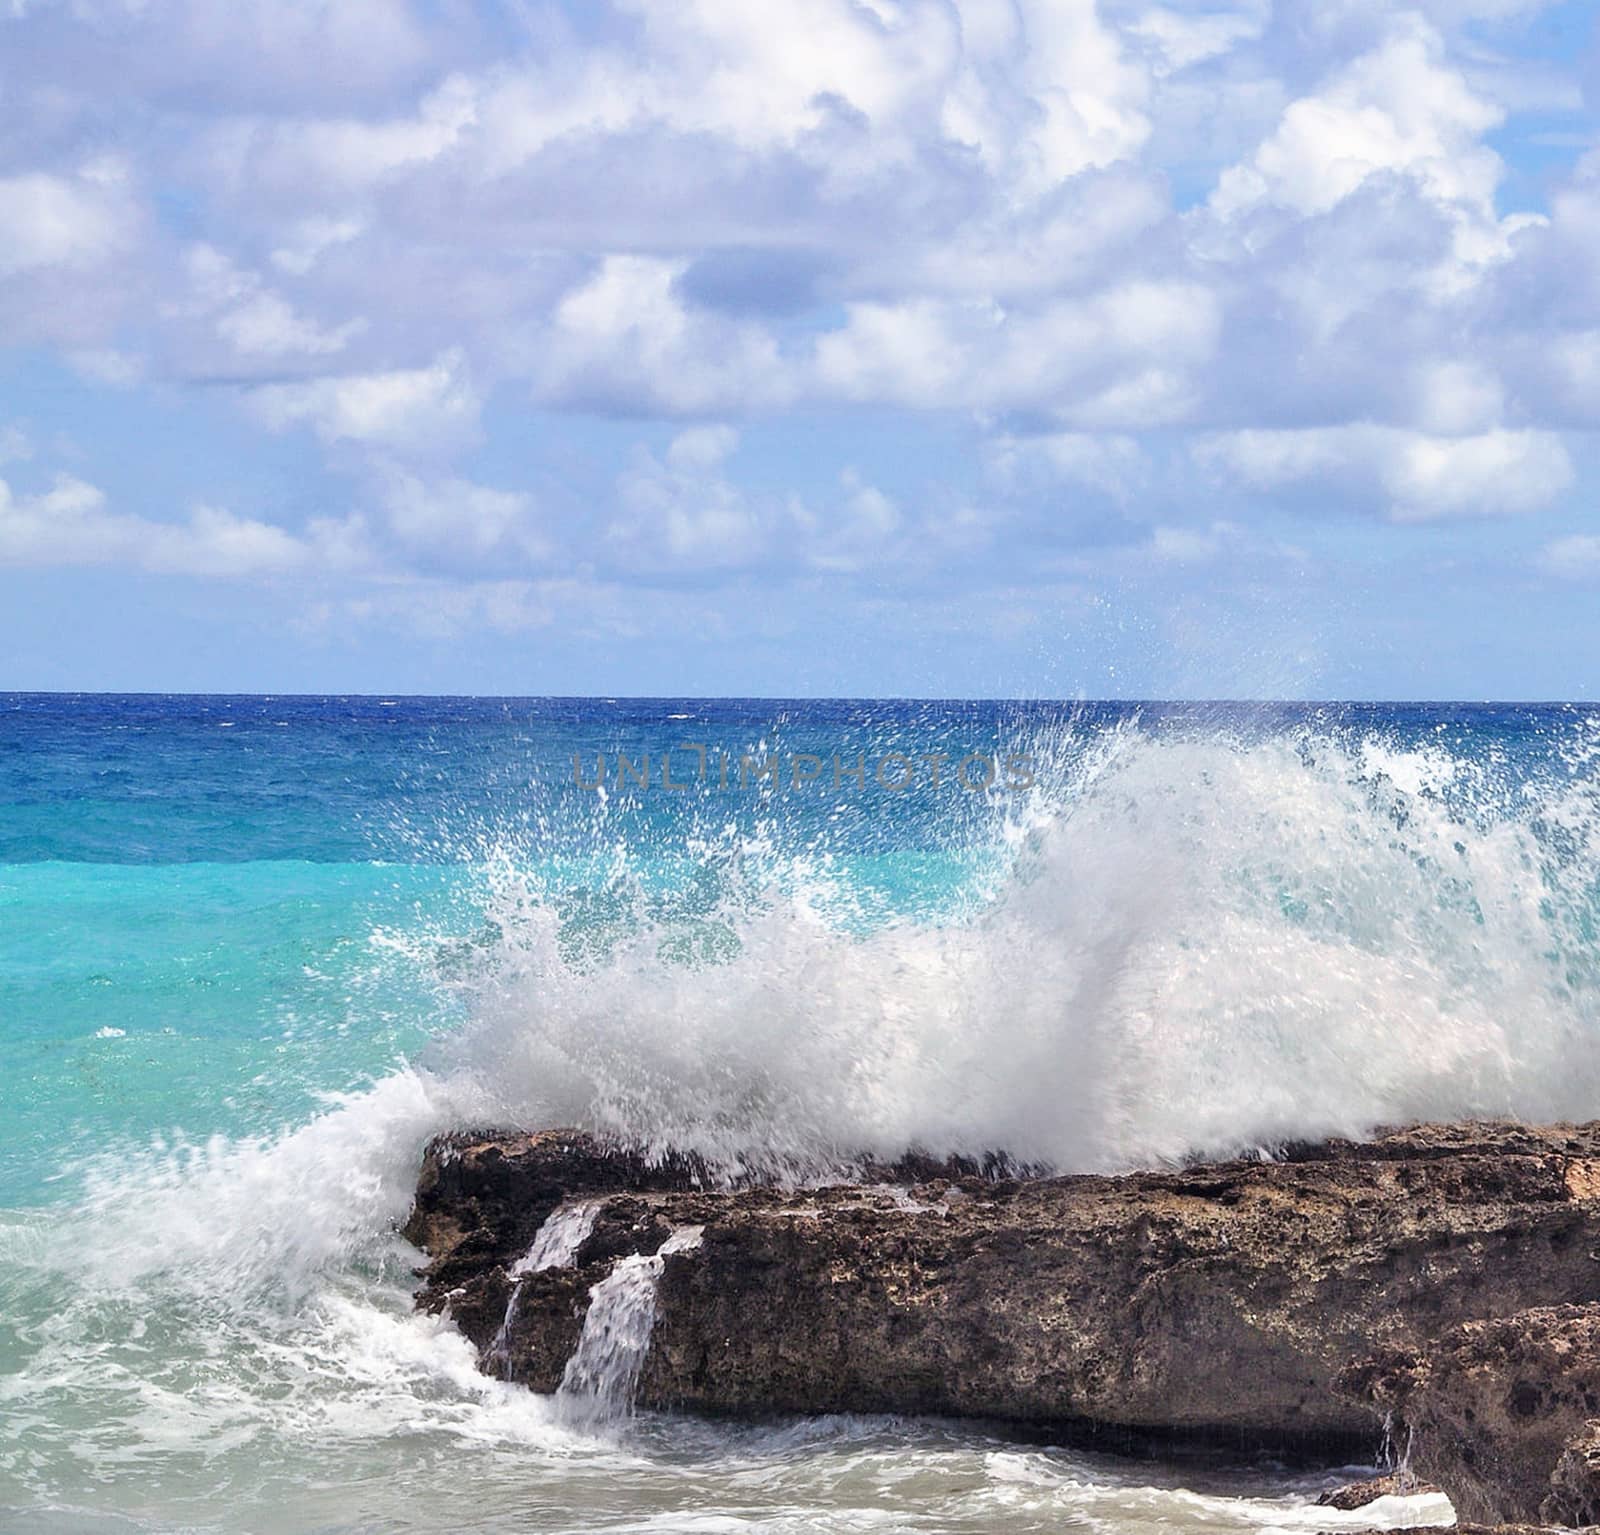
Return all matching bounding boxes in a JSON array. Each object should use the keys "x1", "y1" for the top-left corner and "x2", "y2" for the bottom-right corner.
[{"x1": 1, "y1": 0, "x2": 1599, "y2": 699}]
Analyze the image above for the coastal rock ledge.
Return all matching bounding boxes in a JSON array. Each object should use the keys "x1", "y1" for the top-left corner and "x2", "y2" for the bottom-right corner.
[{"x1": 406, "y1": 1121, "x2": 1600, "y2": 1464}]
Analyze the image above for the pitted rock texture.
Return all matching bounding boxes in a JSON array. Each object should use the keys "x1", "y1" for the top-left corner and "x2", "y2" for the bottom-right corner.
[
  {"x1": 408, "y1": 1122, "x2": 1600, "y2": 1450},
  {"x1": 1343, "y1": 1305, "x2": 1600, "y2": 1526}
]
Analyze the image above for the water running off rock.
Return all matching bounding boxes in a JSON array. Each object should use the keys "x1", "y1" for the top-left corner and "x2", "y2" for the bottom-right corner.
[
  {"x1": 485, "y1": 1199, "x2": 603, "y2": 1378},
  {"x1": 557, "y1": 1227, "x2": 705, "y2": 1421}
]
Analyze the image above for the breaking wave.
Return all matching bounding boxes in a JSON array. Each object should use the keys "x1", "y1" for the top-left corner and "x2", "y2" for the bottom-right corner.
[
  {"x1": 427, "y1": 711, "x2": 1600, "y2": 1179},
  {"x1": 5, "y1": 707, "x2": 1600, "y2": 1526},
  {"x1": 17, "y1": 710, "x2": 1599, "y2": 1310}
]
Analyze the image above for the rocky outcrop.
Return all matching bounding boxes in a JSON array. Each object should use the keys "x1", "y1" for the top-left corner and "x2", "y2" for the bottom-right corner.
[
  {"x1": 1342, "y1": 1305, "x2": 1600, "y2": 1525},
  {"x1": 1316, "y1": 1473, "x2": 1440, "y2": 1509},
  {"x1": 406, "y1": 1121, "x2": 1600, "y2": 1451}
]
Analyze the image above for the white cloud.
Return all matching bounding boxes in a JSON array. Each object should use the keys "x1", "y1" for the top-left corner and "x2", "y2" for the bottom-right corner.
[
  {"x1": 1409, "y1": 358, "x2": 1505, "y2": 435},
  {"x1": 0, "y1": 460, "x2": 553, "y2": 587},
  {"x1": 1534, "y1": 328, "x2": 1600, "y2": 426},
  {"x1": 256, "y1": 75, "x2": 478, "y2": 189},
  {"x1": 987, "y1": 432, "x2": 1146, "y2": 500},
  {"x1": 1383, "y1": 429, "x2": 1571, "y2": 521},
  {"x1": 666, "y1": 424, "x2": 740, "y2": 473},
  {"x1": 1206, "y1": 17, "x2": 1538, "y2": 294},
  {"x1": 269, "y1": 216, "x2": 364, "y2": 276},
  {"x1": 0, "y1": 475, "x2": 109, "y2": 564},
  {"x1": 609, "y1": 425, "x2": 767, "y2": 571},
  {"x1": 538, "y1": 257, "x2": 787, "y2": 415},
  {"x1": 66, "y1": 349, "x2": 145, "y2": 387},
  {"x1": 142, "y1": 503, "x2": 309, "y2": 577},
  {"x1": 603, "y1": 427, "x2": 908, "y2": 578},
  {"x1": 976, "y1": 0, "x2": 1153, "y2": 188},
  {"x1": 251, "y1": 351, "x2": 479, "y2": 452},
  {"x1": 813, "y1": 298, "x2": 975, "y2": 409},
  {"x1": 892, "y1": 168, "x2": 1167, "y2": 302},
  {"x1": 797, "y1": 468, "x2": 905, "y2": 573},
  {"x1": 1199, "y1": 425, "x2": 1573, "y2": 521},
  {"x1": 379, "y1": 468, "x2": 547, "y2": 570},
  {"x1": 470, "y1": 0, "x2": 1148, "y2": 195},
  {"x1": 5, "y1": 0, "x2": 1600, "y2": 621},
  {"x1": 0, "y1": 472, "x2": 328, "y2": 577},
  {"x1": 1127, "y1": 6, "x2": 1267, "y2": 77},
  {"x1": 0, "y1": 426, "x2": 31, "y2": 465},
  {"x1": 179, "y1": 244, "x2": 363, "y2": 360},
  {"x1": 216, "y1": 292, "x2": 357, "y2": 358},
  {"x1": 0, "y1": 169, "x2": 132, "y2": 276},
  {"x1": 814, "y1": 281, "x2": 1219, "y2": 419},
  {"x1": 1212, "y1": 20, "x2": 1501, "y2": 220},
  {"x1": 1146, "y1": 521, "x2": 1245, "y2": 564}
]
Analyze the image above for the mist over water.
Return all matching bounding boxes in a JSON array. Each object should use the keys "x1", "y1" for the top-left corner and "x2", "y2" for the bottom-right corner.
[{"x1": 2, "y1": 695, "x2": 1596, "y2": 1533}]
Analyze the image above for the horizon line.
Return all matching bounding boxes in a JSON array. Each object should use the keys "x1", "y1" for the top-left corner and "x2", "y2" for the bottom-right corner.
[{"x1": 4, "y1": 690, "x2": 1596, "y2": 708}]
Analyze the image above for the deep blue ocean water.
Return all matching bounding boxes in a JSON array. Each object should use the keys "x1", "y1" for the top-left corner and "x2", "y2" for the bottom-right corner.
[{"x1": 2, "y1": 694, "x2": 1597, "y2": 1534}]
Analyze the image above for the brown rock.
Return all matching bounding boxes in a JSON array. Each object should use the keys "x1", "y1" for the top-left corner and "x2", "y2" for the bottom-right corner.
[
  {"x1": 1316, "y1": 1473, "x2": 1440, "y2": 1509},
  {"x1": 407, "y1": 1120, "x2": 1600, "y2": 1449},
  {"x1": 1340, "y1": 1305, "x2": 1600, "y2": 1525},
  {"x1": 401, "y1": 1128, "x2": 705, "y2": 1298}
]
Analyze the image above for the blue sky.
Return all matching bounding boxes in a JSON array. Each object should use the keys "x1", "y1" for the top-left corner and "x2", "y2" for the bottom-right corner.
[{"x1": 2, "y1": 0, "x2": 1599, "y2": 699}]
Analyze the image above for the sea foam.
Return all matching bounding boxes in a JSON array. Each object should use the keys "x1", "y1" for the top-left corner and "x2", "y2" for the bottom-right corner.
[{"x1": 427, "y1": 715, "x2": 1600, "y2": 1180}]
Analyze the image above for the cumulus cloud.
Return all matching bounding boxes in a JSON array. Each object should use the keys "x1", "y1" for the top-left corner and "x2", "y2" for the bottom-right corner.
[
  {"x1": 1198, "y1": 426, "x2": 1573, "y2": 521},
  {"x1": 1204, "y1": 14, "x2": 1544, "y2": 316},
  {"x1": 1211, "y1": 20, "x2": 1503, "y2": 223},
  {"x1": 250, "y1": 75, "x2": 479, "y2": 190},
  {"x1": 2, "y1": 0, "x2": 1599, "y2": 625},
  {"x1": 1128, "y1": 5, "x2": 1268, "y2": 77},
  {"x1": 796, "y1": 469, "x2": 907, "y2": 574},
  {"x1": 537, "y1": 257, "x2": 789, "y2": 415},
  {"x1": 986, "y1": 431, "x2": 1148, "y2": 501},
  {"x1": 0, "y1": 166, "x2": 134, "y2": 277},
  {"x1": 179, "y1": 244, "x2": 364, "y2": 362},
  {"x1": 1144, "y1": 520, "x2": 1254, "y2": 565},
  {"x1": 608, "y1": 425, "x2": 770, "y2": 571},
  {"x1": 0, "y1": 472, "x2": 329, "y2": 577},
  {"x1": 605, "y1": 425, "x2": 912, "y2": 578},
  {"x1": 378, "y1": 468, "x2": 547, "y2": 572},
  {"x1": 250, "y1": 351, "x2": 479, "y2": 453},
  {"x1": 814, "y1": 280, "x2": 1219, "y2": 419},
  {"x1": 0, "y1": 441, "x2": 565, "y2": 599}
]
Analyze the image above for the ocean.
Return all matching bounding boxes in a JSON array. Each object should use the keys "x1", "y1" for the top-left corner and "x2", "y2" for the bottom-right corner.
[{"x1": 3, "y1": 692, "x2": 1597, "y2": 1534}]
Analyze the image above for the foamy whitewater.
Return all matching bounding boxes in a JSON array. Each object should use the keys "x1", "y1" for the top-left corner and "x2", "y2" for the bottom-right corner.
[{"x1": 2, "y1": 694, "x2": 1595, "y2": 1533}]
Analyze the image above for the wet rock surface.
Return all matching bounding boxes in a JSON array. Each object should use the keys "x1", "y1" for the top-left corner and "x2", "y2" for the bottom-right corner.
[
  {"x1": 407, "y1": 1122, "x2": 1600, "y2": 1452},
  {"x1": 1355, "y1": 1526, "x2": 1600, "y2": 1535},
  {"x1": 1342, "y1": 1304, "x2": 1600, "y2": 1525},
  {"x1": 1316, "y1": 1473, "x2": 1441, "y2": 1509}
]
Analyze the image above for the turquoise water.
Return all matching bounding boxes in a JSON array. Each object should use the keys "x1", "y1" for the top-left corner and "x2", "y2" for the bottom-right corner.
[
  {"x1": 0, "y1": 693, "x2": 1060, "y2": 1204},
  {"x1": 2, "y1": 694, "x2": 1598, "y2": 1533},
  {"x1": 0, "y1": 859, "x2": 464, "y2": 1206}
]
